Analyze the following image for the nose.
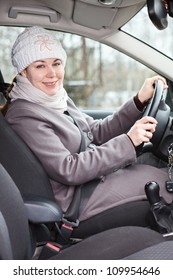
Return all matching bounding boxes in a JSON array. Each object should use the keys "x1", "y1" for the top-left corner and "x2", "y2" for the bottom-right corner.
[{"x1": 46, "y1": 66, "x2": 56, "y2": 77}]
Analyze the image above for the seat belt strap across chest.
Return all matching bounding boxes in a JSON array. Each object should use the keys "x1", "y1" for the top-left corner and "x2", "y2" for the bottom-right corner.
[{"x1": 61, "y1": 110, "x2": 87, "y2": 239}]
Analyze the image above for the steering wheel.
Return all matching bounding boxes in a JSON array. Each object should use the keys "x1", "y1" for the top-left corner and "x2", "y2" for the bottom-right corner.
[
  {"x1": 136, "y1": 80, "x2": 166, "y2": 155},
  {"x1": 143, "y1": 79, "x2": 164, "y2": 118}
]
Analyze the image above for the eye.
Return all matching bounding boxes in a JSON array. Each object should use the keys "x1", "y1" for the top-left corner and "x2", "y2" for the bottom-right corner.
[
  {"x1": 53, "y1": 60, "x2": 62, "y2": 67},
  {"x1": 36, "y1": 64, "x2": 45, "y2": 69}
]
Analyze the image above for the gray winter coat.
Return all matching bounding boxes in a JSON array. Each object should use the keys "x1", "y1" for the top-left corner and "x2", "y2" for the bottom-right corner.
[{"x1": 6, "y1": 97, "x2": 171, "y2": 220}]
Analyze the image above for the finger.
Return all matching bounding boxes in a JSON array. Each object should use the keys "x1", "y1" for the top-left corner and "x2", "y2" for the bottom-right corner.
[
  {"x1": 144, "y1": 130, "x2": 153, "y2": 139},
  {"x1": 143, "y1": 123, "x2": 157, "y2": 133},
  {"x1": 141, "y1": 131, "x2": 153, "y2": 144},
  {"x1": 139, "y1": 116, "x2": 158, "y2": 125},
  {"x1": 153, "y1": 76, "x2": 168, "y2": 89}
]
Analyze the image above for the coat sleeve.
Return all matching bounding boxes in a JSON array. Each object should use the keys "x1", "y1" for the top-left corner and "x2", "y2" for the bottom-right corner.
[
  {"x1": 83, "y1": 97, "x2": 143, "y2": 145},
  {"x1": 6, "y1": 105, "x2": 137, "y2": 186}
]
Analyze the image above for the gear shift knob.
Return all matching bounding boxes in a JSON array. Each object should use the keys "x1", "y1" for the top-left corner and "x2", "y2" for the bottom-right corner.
[{"x1": 145, "y1": 181, "x2": 161, "y2": 205}]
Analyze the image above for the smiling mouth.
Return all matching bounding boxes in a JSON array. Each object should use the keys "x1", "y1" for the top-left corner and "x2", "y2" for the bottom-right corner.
[{"x1": 43, "y1": 81, "x2": 57, "y2": 86}]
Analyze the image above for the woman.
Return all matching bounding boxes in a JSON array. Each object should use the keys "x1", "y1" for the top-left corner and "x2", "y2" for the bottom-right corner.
[{"x1": 5, "y1": 26, "x2": 173, "y2": 227}]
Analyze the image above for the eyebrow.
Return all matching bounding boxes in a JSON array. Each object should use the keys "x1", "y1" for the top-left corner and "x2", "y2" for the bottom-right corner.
[{"x1": 34, "y1": 59, "x2": 61, "y2": 63}]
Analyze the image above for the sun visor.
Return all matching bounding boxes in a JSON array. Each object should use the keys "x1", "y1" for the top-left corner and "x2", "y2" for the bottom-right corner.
[{"x1": 73, "y1": 1, "x2": 118, "y2": 29}]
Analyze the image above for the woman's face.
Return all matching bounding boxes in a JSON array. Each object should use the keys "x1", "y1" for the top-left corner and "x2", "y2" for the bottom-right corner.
[{"x1": 21, "y1": 58, "x2": 65, "y2": 96}]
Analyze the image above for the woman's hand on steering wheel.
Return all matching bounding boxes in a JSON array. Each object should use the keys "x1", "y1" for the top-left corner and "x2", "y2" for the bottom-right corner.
[
  {"x1": 138, "y1": 75, "x2": 168, "y2": 104},
  {"x1": 127, "y1": 116, "x2": 158, "y2": 147},
  {"x1": 131, "y1": 75, "x2": 169, "y2": 155}
]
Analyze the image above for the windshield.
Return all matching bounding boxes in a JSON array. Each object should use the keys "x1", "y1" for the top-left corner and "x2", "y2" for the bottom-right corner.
[{"x1": 122, "y1": 5, "x2": 173, "y2": 60}]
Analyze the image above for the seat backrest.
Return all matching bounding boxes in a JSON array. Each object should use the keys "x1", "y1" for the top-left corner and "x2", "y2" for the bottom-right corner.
[
  {"x1": 0, "y1": 164, "x2": 32, "y2": 259},
  {"x1": 0, "y1": 111, "x2": 55, "y2": 200}
]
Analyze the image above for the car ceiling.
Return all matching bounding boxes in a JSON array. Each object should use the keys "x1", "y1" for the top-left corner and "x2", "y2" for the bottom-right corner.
[
  {"x1": 0, "y1": 0, "x2": 173, "y2": 81},
  {"x1": 0, "y1": 0, "x2": 145, "y2": 37}
]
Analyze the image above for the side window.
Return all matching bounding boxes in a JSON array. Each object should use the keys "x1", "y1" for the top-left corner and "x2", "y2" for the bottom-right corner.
[
  {"x1": 0, "y1": 27, "x2": 25, "y2": 81},
  {"x1": 59, "y1": 34, "x2": 157, "y2": 111}
]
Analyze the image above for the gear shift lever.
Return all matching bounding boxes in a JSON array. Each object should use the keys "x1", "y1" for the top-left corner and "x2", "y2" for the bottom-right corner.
[
  {"x1": 145, "y1": 181, "x2": 173, "y2": 234},
  {"x1": 145, "y1": 181, "x2": 161, "y2": 206}
]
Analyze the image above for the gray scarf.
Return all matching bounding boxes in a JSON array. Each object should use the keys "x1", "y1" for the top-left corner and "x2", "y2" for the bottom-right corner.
[{"x1": 9, "y1": 75, "x2": 68, "y2": 113}]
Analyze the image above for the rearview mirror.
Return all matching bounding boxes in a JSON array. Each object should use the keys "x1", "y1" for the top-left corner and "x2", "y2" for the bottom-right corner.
[{"x1": 147, "y1": 0, "x2": 168, "y2": 30}]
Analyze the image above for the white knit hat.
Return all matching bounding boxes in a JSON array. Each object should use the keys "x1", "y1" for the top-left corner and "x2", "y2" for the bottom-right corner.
[{"x1": 11, "y1": 26, "x2": 67, "y2": 73}]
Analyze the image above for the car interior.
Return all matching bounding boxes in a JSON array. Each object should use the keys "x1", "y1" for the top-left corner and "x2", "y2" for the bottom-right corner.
[{"x1": 1, "y1": 0, "x2": 173, "y2": 260}]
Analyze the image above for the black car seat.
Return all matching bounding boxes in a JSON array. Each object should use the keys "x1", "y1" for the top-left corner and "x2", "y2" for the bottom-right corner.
[
  {"x1": 0, "y1": 109, "x2": 151, "y2": 240},
  {"x1": 0, "y1": 110, "x2": 55, "y2": 200},
  {"x1": 1, "y1": 163, "x2": 173, "y2": 260}
]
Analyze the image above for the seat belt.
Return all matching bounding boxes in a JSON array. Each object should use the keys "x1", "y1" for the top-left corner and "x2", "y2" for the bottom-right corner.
[{"x1": 60, "y1": 110, "x2": 100, "y2": 240}]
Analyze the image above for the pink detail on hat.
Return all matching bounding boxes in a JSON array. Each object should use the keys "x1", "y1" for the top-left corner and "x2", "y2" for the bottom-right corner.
[{"x1": 34, "y1": 35, "x2": 55, "y2": 52}]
